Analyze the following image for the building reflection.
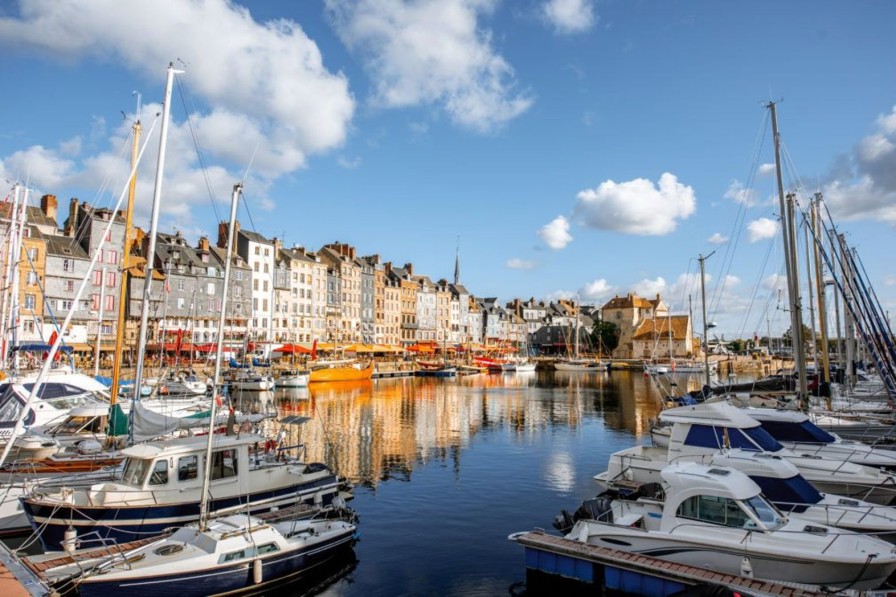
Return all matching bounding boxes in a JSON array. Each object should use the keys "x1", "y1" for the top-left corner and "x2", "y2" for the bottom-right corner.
[{"x1": 259, "y1": 372, "x2": 663, "y2": 487}]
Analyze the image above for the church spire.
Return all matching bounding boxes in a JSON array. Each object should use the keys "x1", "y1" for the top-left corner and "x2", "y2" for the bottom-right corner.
[{"x1": 453, "y1": 235, "x2": 460, "y2": 285}]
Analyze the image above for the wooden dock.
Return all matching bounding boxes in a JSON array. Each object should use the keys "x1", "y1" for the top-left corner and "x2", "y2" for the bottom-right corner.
[
  {"x1": 511, "y1": 529, "x2": 828, "y2": 597},
  {"x1": 0, "y1": 543, "x2": 51, "y2": 596}
]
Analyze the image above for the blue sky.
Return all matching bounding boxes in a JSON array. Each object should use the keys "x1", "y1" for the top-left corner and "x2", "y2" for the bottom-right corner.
[{"x1": 1, "y1": 0, "x2": 894, "y2": 340}]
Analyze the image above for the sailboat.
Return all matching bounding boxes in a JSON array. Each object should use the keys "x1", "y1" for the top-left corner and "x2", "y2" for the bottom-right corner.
[
  {"x1": 31, "y1": 177, "x2": 357, "y2": 594},
  {"x1": 554, "y1": 303, "x2": 606, "y2": 372}
]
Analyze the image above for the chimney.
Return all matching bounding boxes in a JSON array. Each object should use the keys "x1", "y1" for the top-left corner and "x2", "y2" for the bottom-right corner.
[
  {"x1": 40, "y1": 194, "x2": 58, "y2": 222},
  {"x1": 404, "y1": 262, "x2": 413, "y2": 276},
  {"x1": 384, "y1": 261, "x2": 392, "y2": 276},
  {"x1": 65, "y1": 197, "x2": 79, "y2": 236},
  {"x1": 198, "y1": 236, "x2": 210, "y2": 252},
  {"x1": 218, "y1": 219, "x2": 240, "y2": 251},
  {"x1": 273, "y1": 237, "x2": 282, "y2": 254}
]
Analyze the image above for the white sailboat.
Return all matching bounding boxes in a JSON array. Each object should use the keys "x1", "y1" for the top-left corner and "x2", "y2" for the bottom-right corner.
[{"x1": 554, "y1": 302, "x2": 606, "y2": 372}]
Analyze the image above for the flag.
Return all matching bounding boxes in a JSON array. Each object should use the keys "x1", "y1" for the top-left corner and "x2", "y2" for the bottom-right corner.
[
  {"x1": 311, "y1": 339, "x2": 318, "y2": 360},
  {"x1": 175, "y1": 328, "x2": 184, "y2": 354}
]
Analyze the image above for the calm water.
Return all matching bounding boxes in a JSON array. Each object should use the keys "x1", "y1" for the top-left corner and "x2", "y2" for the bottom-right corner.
[{"x1": 229, "y1": 370, "x2": 704, "y2": 596}]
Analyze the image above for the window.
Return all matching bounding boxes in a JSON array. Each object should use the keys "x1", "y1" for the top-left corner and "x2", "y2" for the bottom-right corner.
[
  {"x1": 63, "y1": 259, "x2": 73, "y2": 272},
  {"x1": 254, "y1": 246, "x2": 260, "y2": 255},
  {"x1": 106, "y1": 271, "x2": 116, "y2": 287},
  {"x1": 24, "y1": 294, "x2": 36, "y2": 310},
  {"x1": 149, "y1": 460, "x2": 168, "y2": 485},
  {"x1": 23, "y1": 320, "x2": 35, "y2": 333},
  {"x1": 65, "y1": 280, "x2": 74, "y2": 293},
  {"x1": 105, "y1": 295, "x2": 114, "y2": 311},
  {"x1": 93, "y1": 270, "x2": 102, "y2": 286},
  {"x1": 207, "y1": 283, "x2": 215, "y2": 295},
  {"x1": 677, "y1": 495, "x2": 749, "y2": 528},
  {"x1": 59, "y1": 299, "x2": 73, "y2": 311},
  {"x1": 27, "y1": 248, "x2": 37, "y2": 261},
  {"x1": 234, "y1": 287, "x2": 241, "y2": 299},
  {"x1": 210, "y1": 448, "x2": 238, "y2": 480},
  {"x1": 91, "y1": 294, "x2": 100, "y2": 310},
  {"x1": 177, "y1": 279, "x2": 185, "y2": 292},
  {"x1": 26, "y1": 271, "x2": 38, "y2": 286},
  {"x1": 107, "y1": 250, "x2": 118, "y2": 264},
  {"x1": 178, "y1": 455, "x2": 198, "y2": 481}
]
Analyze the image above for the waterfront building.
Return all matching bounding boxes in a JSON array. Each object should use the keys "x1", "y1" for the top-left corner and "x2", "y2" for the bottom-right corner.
[
  {"x1": 359, "y1": 256, "x2": 375, "y2": 343},
  {"x1": 479, "y1": 297, "x2": 508, "y2": 344},
  {"x1": 386, "y1": 262, "x2": 417, "y2": 346},
  {"x1": 434, "y1": 281, "x2": 453, "y2": 344},
  {"x1": 319, "y1": 243, "x2": 362, "y2": 342},
  {"x1": 466, "y1": 296, "x2": 483, "y2": 345},
  {"x1": 279, "y1": 245, "x2": 318, "y2": 343},
  {"x1": 383, "y1": 275, "x2": 401, "y2": 346},
  {"x1": 207, "y1": 242, "x2": 251, "y2": 351},
  {"x1": 601, "y1": 292, "x2": 669, "y2": 359},
  {"x1": 227, "y1": 222, "x2": 276, "y2": 346},
  {"x1": 631, "y1": 313, "x2": 694, "y2": 360},
  {"x1": 414, "y1": 274, "x2": 437, "y2": 343}
]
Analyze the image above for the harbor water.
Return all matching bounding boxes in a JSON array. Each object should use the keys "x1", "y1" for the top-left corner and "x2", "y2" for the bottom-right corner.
[{"x1": 228, "y1": 369, "x2": 689, "y2": 596}]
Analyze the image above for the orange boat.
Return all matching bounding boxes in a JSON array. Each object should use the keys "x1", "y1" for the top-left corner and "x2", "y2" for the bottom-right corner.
[{"x1": 308, "y1": 361, "x2": 374, "y2": 383}]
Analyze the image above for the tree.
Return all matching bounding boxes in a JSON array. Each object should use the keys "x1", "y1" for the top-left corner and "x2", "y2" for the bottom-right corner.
[
  {"x1": 592, "y1": 319, "x2": 618, "y2": 355},
  {"x1": 782, "y1": 323, "x2": 814, "y2": 348}
]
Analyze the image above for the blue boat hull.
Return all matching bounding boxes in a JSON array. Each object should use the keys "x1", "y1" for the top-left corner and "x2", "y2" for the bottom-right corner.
[
  {"x1": 76, "y1": 528, "x2": 357, "y2": 597},
  {"x1": 23, "y1": 476, "x2": 340, "y2": 551}
]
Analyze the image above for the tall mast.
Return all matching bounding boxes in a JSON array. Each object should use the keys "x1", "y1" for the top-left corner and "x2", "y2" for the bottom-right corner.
[
  {"x1": 0, "y1": 185, "x2": 22, "y2": 371},
  {"x1": 699, "y1": 251, "x2": 714, "y2": 387},
  {"x1": 132, "y1": 63, "x2": 179, "y2": 426},
  {"x1": 110, "y1": 117, "x2": 141, "y2": 405},
  {"x1": 199, "y1": 183, "x2": 241, "y2": 531},
  {"x1": 812, "y1": 195, "x2": 831, "y2": 403},
  {"x1": 768, "y1": 101, "x2": 808, "y2": 408}
]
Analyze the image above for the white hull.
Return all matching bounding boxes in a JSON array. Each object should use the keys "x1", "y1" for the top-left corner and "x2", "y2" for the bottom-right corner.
[{"x1": 277, "y1": 374, "x2": 309, "y2": 388}]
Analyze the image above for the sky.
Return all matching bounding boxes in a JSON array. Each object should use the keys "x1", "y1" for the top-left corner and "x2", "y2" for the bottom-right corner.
[{"x1": 1, "y1": 0, "x2": 894, "y2": 341}]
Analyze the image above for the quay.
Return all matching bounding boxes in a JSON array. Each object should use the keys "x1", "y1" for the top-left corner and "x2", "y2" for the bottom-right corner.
[{"x1": 510, "y1": 529, "x2": 826, "y2": 597}]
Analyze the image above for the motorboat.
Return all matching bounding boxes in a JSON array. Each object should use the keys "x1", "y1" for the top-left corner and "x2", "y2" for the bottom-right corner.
[
  {"x1": 559, "y1": 462, "x2": 896, "y2": 590},
  {"x1": 0, "y1": 378, "x2": 106, "y2": 446},
  {"x1": 276, "y1": 370, "x2": 309, "y2": 388},
  {"x1": 39, "y1": 510, "x2": 357, "y2": 597},
  {"x1": 21, "y1": 432, "x2": 347, "y2": 551},
  {"x1": 650, "y1": 402, "x2": 896, "y2": 505},
  {"x1": 596, "y1": 444, "x2": 896, "y2": 539},
  {"x1": 745, "y1": 407, "x2": 896, "y2": 470}
]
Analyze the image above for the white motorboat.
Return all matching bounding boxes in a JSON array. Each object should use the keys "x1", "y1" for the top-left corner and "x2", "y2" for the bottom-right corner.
[
  {"x1": 651, "y1": 402, "x2": 896, "y2": 505},
  {"x1": 276, "y1": 370, "x2": 309, "y2": 388},
  {"x1": 39, "y1": 511, "x2": 357, "y2": 597},
  {"x1": 0, "y1": 378, "x2": 106, "y2": 446},
  {"x1": 228, "y1": 370, "x2": 275, "y2": 391},
  {"x1": 745, "y1": 407, "x2": 896, "y2": 470},
  {"x1": 562, "y1": 462, "x2": 896, "y2": 590},
  {"x1": 596, "y1": 444, "x2": 896, "y2": 539}
]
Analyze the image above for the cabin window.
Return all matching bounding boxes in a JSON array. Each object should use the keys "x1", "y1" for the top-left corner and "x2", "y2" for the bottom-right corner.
[
  {"x1": 210, "y1": 448, "x2": 238, "y2": 480},
  {"x1": 121, "y1": 458, "x2": 150, "y2": 486},
  {"x1": 676, "y1": 495, "x2": 749, "y2": 528},
  {"x1": 178, "y1": 455, "x2": 198, "y2": 481},
  {"x1": 149, "y1": 460, "x2": 169, "y2": 485}
]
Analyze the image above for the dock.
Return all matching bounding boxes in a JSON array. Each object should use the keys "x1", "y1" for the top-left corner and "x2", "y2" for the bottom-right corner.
[
  {"x1": 510, "y1": 529, "x2": 827, "y2": 597},
  {"x1": 0, "y1": 543, "x2": 51, "y2": 596}
]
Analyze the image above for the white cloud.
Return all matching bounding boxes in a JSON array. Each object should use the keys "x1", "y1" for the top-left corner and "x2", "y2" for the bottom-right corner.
[
  {"x1": 542, "y1": 0, "x2": 596, "y2": 34},
  {"x1": 0, "y1": 0, "x2": 354, "y2": 222},
  {"x1": 573, "y1": 173, "x2": 697, "y2": 236},
  {"x1": 579, "y1": 278, "x2": 613, "y2": 299},
  {"x1": 632, "y1": 277, "x2": 666, "y2": 298},
  {"x1": 723, "y1": 179, "x2": 757, "y2": 207},
  {"x1": 707, "y1": 232, "x2": 729, "y2": 244},
  {"x1": 325, "y1": 0, "x2": 532, "y2": 133},
  {"x1": 758, "y1": 163, "x2": 776, "y2": 176},
  {"x1": 537, "y1": 215, "x2": 573, "y2": 249},
  {"x1": 545, "y1": 289, "x2": 577, "y2": 302},
  {"x1": 762, "y1": 273, "x2": 787, "y2": 291},
  {"x1": 747, "y1": 217, "x2": 778, "y2": 242},
  {"x1": 506, "y1": 258, "x2": 536, "y2": 270}
]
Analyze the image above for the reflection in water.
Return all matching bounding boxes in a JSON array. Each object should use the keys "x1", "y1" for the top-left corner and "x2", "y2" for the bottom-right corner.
[{"x1": 257, "y1": 371, "x2": 663, "y2": 488}]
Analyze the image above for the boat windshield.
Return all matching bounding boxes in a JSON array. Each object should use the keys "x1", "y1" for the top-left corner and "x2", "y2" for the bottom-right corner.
[
  {"x1": 750, "y1": 474, "x2": 822, "y2": 513},
  {"x1": 741, "y1": 495, "x2": 785, "y2": 531},
  {"x1": 756, "y1": 420, "x2": 836, "y2": 444},
  {"x1": 684, "y1": 425, "x2": 783, "y2": 452},
  {"x1": 120, "y1": 458, "x2": 151, "y2": 486}
]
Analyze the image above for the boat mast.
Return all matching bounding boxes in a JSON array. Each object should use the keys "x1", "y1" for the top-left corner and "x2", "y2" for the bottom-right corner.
[
  {"x1": 199, "y1": 182, "x2": 241, "y2": 531},
  {"x1": 132, "y1": 63, "x2": 179, "y2": 429},
  {"x1": 768, "y1": 101, "x2": 808, "y2": 408},
  {"x1": 811, "y1": 195, "x2": 831, "y2": 403},
  {"x1": 0, "y1": 185, "x2": 22, "y2": 372},
  {"x1": 698, "y1": 251, "x2": 714, "y2": 387}
]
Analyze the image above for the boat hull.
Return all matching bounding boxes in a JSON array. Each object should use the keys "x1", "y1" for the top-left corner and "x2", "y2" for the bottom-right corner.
[
  {"x1": 76, "y1": 527, "x2": 356, "y2": 597},
  {"x1": 576, "y1": 523, "x2": 896, "y2": 590},
  {"x1": 23, "y1": 476, "x2": 341, "y2": 552},
  {"x1": 309, "y1": 363, "x2": 373, "y2": 383}
]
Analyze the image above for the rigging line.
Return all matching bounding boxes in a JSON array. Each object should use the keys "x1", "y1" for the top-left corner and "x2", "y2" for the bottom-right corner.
[
  {"x1": 739, "y1": 232, "x2": 779, "y2": 341},
  {"x1": 707, "y1": 110, "x2": 770, "y2": 322},
  {"x1": 174, "y1": 72, "x2": 223, "y2": 226}
]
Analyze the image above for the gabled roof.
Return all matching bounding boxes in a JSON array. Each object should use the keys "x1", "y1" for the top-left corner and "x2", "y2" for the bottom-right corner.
[
  {"x1": 602, "y1": 292, "x2": 655, "y2": 310},
  {"x1": 38, "y1": 232, "x2": 89, "y2": 259},
  {"x1": 238, "y1": 228, "x2": 273, "y2": 245},
  {"x1": 632, "y1": 314, "x2": 690, "y2": 341}
]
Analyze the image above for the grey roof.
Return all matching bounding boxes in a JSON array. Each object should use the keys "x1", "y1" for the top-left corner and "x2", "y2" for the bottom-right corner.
[
  {"x1": 238, "y1": 228, "x2": 273, "y2": 245},
  {"x1": 38, "y1": 231, "x2": 89, "y2": 259}
]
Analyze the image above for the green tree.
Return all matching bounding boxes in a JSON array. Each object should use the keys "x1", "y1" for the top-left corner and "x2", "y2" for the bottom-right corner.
[{"x1": 592, "y1": 319, "x2": 619, "y2": 355}]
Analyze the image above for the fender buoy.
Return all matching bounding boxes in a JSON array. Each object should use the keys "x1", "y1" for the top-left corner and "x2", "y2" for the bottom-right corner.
[
  {"x1": 264, "y1": 439, "x2": 277, "y2": 453},
  {"x1": 215, "y1": 395, "x2": 223, "y2": 407}
]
